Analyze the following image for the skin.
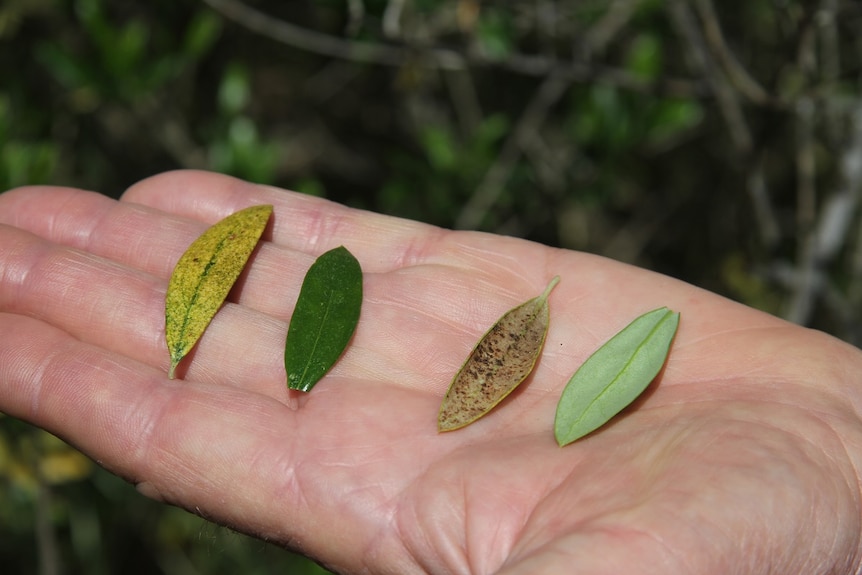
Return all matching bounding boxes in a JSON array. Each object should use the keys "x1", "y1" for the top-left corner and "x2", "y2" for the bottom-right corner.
[{"x1": 1, "y1": 170, "x2": 862, "y2": 574}]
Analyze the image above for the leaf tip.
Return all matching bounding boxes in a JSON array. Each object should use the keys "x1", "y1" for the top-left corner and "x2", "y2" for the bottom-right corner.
[
  {"x1": 437, "y1": 418, "x2": 462, "y2": 433},
  {"x1": 286, "y1": 375, "x2": 309, "y2": 393}
]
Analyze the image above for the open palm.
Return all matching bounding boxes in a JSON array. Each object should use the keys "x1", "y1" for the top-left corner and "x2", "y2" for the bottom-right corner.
[{"x1": 2, "y1": 171, "x2": 861, "y2": 574}]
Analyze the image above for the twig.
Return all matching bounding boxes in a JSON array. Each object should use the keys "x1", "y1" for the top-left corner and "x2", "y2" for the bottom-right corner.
[
  {"x1": 691, "y1": 0, "x2": 772, "y2": 105},
  {"x1": 138, "y1": 96, "x2": 209, "y2": 170},
  {"x1": 383, "y1": 0, "x2": 405, "y2": 39},
  {"x1": 345, "y1": 0, "x2": 365, "y2": 37},
  {"x1": 302, "y1": 60, "x2": 364, "y2": 103},
  {"x1": 604, "y1": 200, "x2": 678, "y2": 264},
  {"x1": 784, "y1": 5, "x2": 836, "y2": 325},
  {"x1": 455, "y1": 70, "x2": 573, "y2": 230},
  {"x1": 202, "y1": 0, "x2": 705, "y2": 98},
  {"x1": 818, "y1": 0, "x2": 842, "y2": 143},
  {"x1": 34, "y1": 457, "x2": 60, "y2": 575},
  {"x1": 669, "y1": 0, "x2": 750, "y2": 151},
  {"x1": 203, "y1": 0, "x2": 429, "y2": 67},
  {"x1": 796, "y1": 97, "x2": 817, "y2": 240},
  {"x1": 585, "y1": 0, "x2": 642, "y2": 56},
  {"x1": 785, "y1": 96, "x2": 818, "y2": 324},
  {"x1": 533, "y1": 0, "x2": 559, "y2": 57},
  {"x1": 787, "y1": 99, "x2": 862, "y2": 325},
  {"x1": 668, "y1": 0, "x2": 781, "y2": 248},
  {"x1": 745, "y1": 168, "x2": 780, "y2": 250},
  {"x1": 36, "y1": 485, "x2": 61, "y2": 575},
  {"x1": 443, "y1": 68, "x2": 482, "y2": 139},
  {"x1": 840, "y1": 104, "x2": 862, "y2": 313}
]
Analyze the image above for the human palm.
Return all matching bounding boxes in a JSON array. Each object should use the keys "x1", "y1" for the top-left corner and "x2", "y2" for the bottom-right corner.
[{"x1": 1, "y1": 171, "x2": 861, "y2": 574}]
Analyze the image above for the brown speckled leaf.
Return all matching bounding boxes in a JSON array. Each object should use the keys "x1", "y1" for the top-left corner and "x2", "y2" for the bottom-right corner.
[{"x1": 438, "y1": 276, "x2": 559, "y2": 432}]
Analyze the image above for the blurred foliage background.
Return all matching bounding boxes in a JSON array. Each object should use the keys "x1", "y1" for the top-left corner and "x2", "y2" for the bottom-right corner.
[{"x1": 2, "y1": 0, "x2": 862, "y2": 573}]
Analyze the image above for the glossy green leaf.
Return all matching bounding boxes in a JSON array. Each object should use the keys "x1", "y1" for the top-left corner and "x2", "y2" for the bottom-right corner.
[
  {"x1": 165, "y1": 204, "x2": 272, "y2": 379},
  {"x1": 285, "y1": 246, "x2": 363, "y2": 392},
  {"x1": 555, "y1": 307, "x2": 680, "y2": 446},
  {"x1": 438, "y1": 276, "x2": 560, "y2": 432}
]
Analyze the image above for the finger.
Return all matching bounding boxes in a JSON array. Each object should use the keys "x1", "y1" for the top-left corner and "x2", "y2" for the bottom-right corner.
[
  {"x1": 117, "y1": 172, "x2": 792, "y2": 349},
  {"x1": 121, "y1": 170, "x2": 545, "y2": 280},
  {"x1": 0, "y1": 184, "x2": 538, "y2": 322},
  {"x1": 0, "y1": 185, "x2": 186, "y2": 278},
  {"x1": 120, "y1": 170, "x2": 448, "y2": 268},
  {"x1": 0, "y1": 223, "x2": 292, "y2": 393},
  {"x1": 0, "y1": 186, "x2": 320, "y2": 313}
]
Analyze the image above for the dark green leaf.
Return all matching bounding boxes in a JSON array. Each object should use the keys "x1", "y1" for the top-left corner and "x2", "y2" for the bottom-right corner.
[
  {"x1": 555, "y1": 307, "x2": 680, "y2": 446},
  {"x1": 285, "y1": 246, "x2": 363, "y2": 392}
]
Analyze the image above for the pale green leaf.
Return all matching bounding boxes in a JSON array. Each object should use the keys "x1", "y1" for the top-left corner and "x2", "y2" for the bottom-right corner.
[{"x1": 555, "y1": 307, "x2": 680, "y2": 446}]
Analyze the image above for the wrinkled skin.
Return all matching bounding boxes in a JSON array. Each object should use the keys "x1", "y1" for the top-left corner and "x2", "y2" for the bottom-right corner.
[{"x1": 1, "y1": 171, "x2": 861, "y2": 574}]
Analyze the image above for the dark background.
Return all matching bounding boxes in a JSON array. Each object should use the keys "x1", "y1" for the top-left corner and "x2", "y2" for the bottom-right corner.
[{"x1": 2, "y1": 0, "x2": 861, "y2": 573}]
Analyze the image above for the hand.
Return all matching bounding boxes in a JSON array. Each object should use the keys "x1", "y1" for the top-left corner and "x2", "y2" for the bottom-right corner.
[{"x1": 2, "y1": 171, "x2": 861, "y2": 574}]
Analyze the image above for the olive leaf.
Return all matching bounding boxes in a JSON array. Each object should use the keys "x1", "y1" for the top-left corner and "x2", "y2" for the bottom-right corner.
[
  {"x1": 285, "y1": 246, "x2": 363, "y2": 392},
  {"x1": 554, "y1": 307, "x2": 680, "y2": 446},
  {"x1": 165, "y1": 204, "x2": 273, "y2": 379},
  {"x1": 438, "y1": 276, "x2": 560, "y2": 432}
]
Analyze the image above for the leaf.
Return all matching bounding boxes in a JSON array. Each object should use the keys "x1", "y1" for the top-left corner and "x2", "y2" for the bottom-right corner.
[
  {"x1": 438, "y1": 276, "x2": 560, "y2": 432},
  {"x1": 165, "y1": 204, "x2": 273, "y2": 379},
  {"x1": 554, "y1": 307, "x2": 680, "y2": 446},
  {"x1": 285, "y1": 246, "x2": 363, "y2": 392}
]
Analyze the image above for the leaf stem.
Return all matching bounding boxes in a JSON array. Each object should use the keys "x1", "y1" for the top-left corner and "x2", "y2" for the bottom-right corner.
[{"x1": 538, "y1": 275, "x2": 561, "y2": 305}]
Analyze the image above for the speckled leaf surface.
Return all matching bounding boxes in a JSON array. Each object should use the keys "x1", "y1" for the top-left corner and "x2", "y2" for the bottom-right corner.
[
  {"x1": 438, "y1": 276, "x2": 559, "y2": 432},
  {"x1": 165, "y1": 204, "x2": 272, "y2": 379}
]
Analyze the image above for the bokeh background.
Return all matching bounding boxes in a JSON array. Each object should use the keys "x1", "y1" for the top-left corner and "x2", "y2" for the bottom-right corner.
[{"x1": 2, "y1": 0, "x2": 862, "y2": 573}]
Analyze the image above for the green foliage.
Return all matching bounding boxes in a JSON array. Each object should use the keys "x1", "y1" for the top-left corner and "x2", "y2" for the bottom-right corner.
[
  {"x1": 294, "y1": 177, "x2": 327, "y2": 197},
  {"x1": 476, "y1": 8, "x2": 514, "y2": 59},
  {"x1": 208, "y1": 62, "x2": 279, "y2": 183},
  {"x1": 380, "y1": 114, "x2": 509, "y2": 223},
  {"x1": 35, "y1": 0, "x2": 218, "y2": 102},
  {"x1": 625, "y1": 33, "x2": 662, "y2": 81},
  {"x1": 0, "y1": 140, "x2": 58, "y2": 190}
]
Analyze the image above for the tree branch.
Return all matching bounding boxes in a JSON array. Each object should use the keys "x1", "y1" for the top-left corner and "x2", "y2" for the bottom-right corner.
[
  {"x1": 691, "y1": 0, "x2": 772, "y2": 105},
  {"x1": 202, "y1": 0, "x2": 706, "y2": 98},
  {"x1": 668, "y1": 0, "x2": 781, "y2": 248},
  {"x1": 455, "y1": 70, "x2": 574, "y2": 230}
]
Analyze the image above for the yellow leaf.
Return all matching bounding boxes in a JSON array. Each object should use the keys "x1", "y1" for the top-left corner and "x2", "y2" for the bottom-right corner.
[{"x1": 165, "y1": 204, "x2": 272, "y2": 378}]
